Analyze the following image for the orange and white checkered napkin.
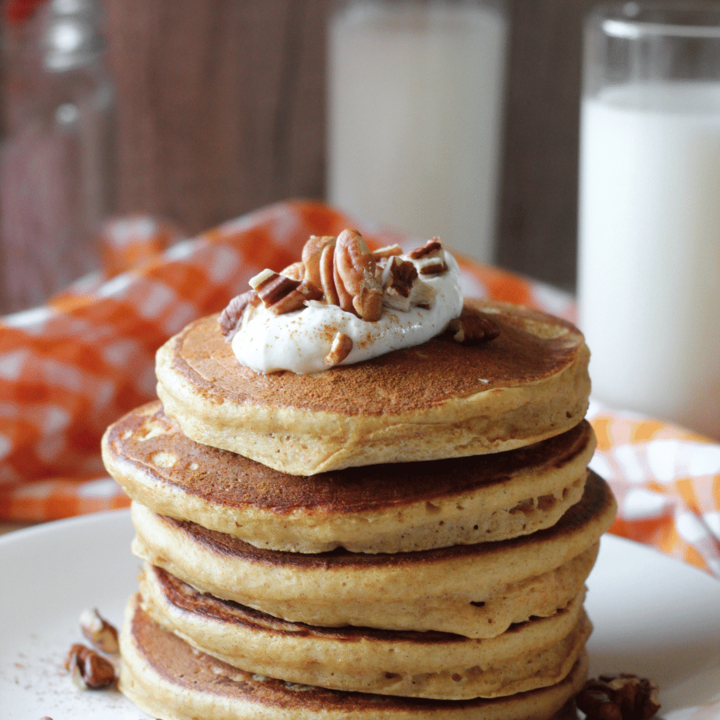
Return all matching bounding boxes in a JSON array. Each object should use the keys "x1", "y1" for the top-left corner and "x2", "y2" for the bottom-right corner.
[{"x1": 1, "y1": 200, "x2": 718, "y2": 577}]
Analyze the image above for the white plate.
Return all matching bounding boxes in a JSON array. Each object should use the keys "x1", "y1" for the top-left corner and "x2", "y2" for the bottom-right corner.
[{"x1": 0, "y1": 511, "x2": 719, "y2": 719}]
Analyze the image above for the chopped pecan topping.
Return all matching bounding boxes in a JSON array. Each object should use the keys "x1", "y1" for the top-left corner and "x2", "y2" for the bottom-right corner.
[
  {"x1": 302, "y1": 235, "x2": 336, "y2": 288},
  {"x1": 250, "y1": 269, "x2": 299, "y2": 306},
  {"x1": 386, "y1": 257, "x2": 418, "y2": 297},
  {"x1": 79, "y1": 608, "x2": 119, "y2": 654},
  {"x1": 223, "y1": 230, "x2": 450, "y2": 324},
  {"x1": 576, "y1": 674, "x2": 661, "y2": 720},
  {"x1": 334, "y1": 229, "x2": 383, "y2": 321},
  {"x1": 407, "y1": 237, "x2": 449, "y2": 276},
  {"x1": 383, "y1": 256, "x2": 418, "y2": 311},
  {"x1": 355, "y1": 283, "x2": 384, "y2": 320},
  {"x1": 319, "y1": 242, "x2": 340, "y2": 306},
  {"x1": 372, "y1": 244, "x2": 403, "y2": 260},
  {"x1": 447, "y1": 308, "x2": 500, "y2": 345},
  {"x1": 298, "y1": 280, "x2": 323, "y2": 300},
  {"x1": 419, "y1": 259, "x2": 448, "y2": 275},
  {"x1": 249, "y1": 269, "x2": 321, "y2": 315},
  {"x1": 274, "y1": 279, "x2": 322, "y2": 315},
  {"x1": 324, "y1": 332, "x2": 354, "y2": 366},
  {"x1": 65, "y1": 644, "x2": 116, "y2": 689},
  {"x1": 281, "y1": 261, "x2": 305, "y2": 281},
  {"x1": 219, "y1": 291, "x2": 259, "y2": 339},
  {"x1": 408, "y1": 237, "x2": 444, "y2": 260}
]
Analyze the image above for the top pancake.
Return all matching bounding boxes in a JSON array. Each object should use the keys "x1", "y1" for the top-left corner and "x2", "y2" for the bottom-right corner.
[{"x1": 156, "y1": 300, "x2": 590, "y2": 475}]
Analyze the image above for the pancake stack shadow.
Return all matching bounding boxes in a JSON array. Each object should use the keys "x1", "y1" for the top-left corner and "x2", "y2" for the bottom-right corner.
[{"x1": 102, "y1": 299, "x2": 617, "y2": 720}]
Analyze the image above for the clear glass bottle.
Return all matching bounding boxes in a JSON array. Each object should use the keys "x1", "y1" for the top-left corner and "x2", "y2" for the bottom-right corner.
[
  {"x1": 327, "y1": 0, "x2": 508, "y2": 263},
  {"x1": 0, "y1": 0, "x2": 115, "y2": 313}
]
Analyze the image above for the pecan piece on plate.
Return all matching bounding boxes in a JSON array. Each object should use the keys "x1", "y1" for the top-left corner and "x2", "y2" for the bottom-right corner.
[
  {"x1": 576, "y1": 674, "x2": 661, "y2": 720},
  {"x1": 79, "y1": 608, "x2": 119, "y2": 654},
  {"x1": 65, "y1": 643, "x2": 116, "y2": 690}
]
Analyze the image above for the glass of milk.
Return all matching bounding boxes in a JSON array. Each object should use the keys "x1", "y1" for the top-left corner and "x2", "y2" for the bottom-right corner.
[
  {"x1": 578, "y1": 2, "x2": 720, "y2": 439},
  {"x1": 327, "y1": 0, "x2": 508, "y2": 263}
]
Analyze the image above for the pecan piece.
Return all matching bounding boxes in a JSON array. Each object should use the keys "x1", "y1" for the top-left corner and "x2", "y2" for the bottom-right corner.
[
  {"x1": 447, "y1": 309, "x2": 500, "y2": 345},
  {"x1": 419, "y1": 259, "x2": 448, "y2": 275},
  {"x1": 281, "y1": 261, "x2": 305, "y2": 281},
  {"x1": 249, "y1": 269, "x2": 299, "y2": 306},
  {"x1": 334, "y1": 229, "x2": 383, "y2": 321},
  {"x1": 302, "y1": 235, "x2": 336, "y2": 288},
  {"x1": 324, "y1": 332, "x2": 354, "y2": 366},
  {"x1": 354, "y1": 280, "x2": 384, "y2": 321},
  {"x1": 408, "y1": 237, "x2": 448, "y2": 276},
  {"x1": 577, "y1": 674, "x2": 661, "y2": 720},
  {"x1": 219, "y1": 291, "x2": 259, "y2": 339},
  {"x1": 249, "y1": 269, "x2": 320, "y2": 315},
  {"x1": 383, "y1": 256, "x2": 418, "y2": 311},
  {"x1": 319, "y1": 243, "x2": 339, "y2": 306},
  {"x1": 372, "y1": 244, "x2": 403, "y2": 260},
  {"x1": 408, "y1": 237, "x2": 444, "y2": 260},
  {"x1": 386, "y1": 256, "x2": 417, "y2": 295},
  {"x1": 576, "y1": 684, "x2": 623, "y2": 720},
  {"x1": 79, "y1": 608, "x2": 119, "y2": 654},
  {"x1": 272, "y1": 279, "x2": 322, "y2": 315},
  {"x1": 65, "y1": 644, "x2": 116, "y2": 689}
]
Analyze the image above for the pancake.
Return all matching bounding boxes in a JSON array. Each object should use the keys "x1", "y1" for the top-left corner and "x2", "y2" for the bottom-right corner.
[
  {"x1": 140, "y1": 563, "x2": 590, "y2": 699},
  {"x1": 105, "y1": 401, "x2": 595, "y2": 553},
  {"x1": 155, "y1": 299, "x2": 590, "y2": 475},
  {"x1": 120, "y1": 595, "x2": 589, "y2": 720},
  {"x1": 130, "y1": 471, "x2": 614, "y2": 637}
]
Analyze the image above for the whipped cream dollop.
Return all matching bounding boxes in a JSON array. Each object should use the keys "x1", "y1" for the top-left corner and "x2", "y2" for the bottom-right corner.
[{"x1": 229, "y1": 244, "x2": 463, "y2": 375}]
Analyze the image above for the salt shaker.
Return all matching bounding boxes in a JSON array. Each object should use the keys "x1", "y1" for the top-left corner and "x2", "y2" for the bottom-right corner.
[
  {"x1": 0, "y1": 0, "x2": 115, "y2": 313},
  {"x1": 327, "y1": 0, "x2": 508, "y2": 262}
]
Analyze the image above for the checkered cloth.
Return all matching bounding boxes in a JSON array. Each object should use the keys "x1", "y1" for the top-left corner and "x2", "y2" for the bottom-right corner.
[{"x1": 1, "y1": 200, "x2": 718, "y2": 577}]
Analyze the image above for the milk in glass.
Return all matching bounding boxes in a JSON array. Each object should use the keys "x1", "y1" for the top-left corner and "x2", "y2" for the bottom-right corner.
[
  {"x1": 578, "y1": 82, "x2": 720, "y2": 437},
  {"x1": 328, "y1": 1, "x2": 506, "y2": 262}
]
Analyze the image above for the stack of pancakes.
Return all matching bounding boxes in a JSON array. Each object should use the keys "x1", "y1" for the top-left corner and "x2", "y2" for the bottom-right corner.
[{"x1": 102, "y1": 298, "x2": 616, "y2": 720}]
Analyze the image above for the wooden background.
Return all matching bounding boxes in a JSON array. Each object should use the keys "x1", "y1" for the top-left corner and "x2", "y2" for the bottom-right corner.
[
  {"x1": 100, "y1": 0, "x2": 604, "y2": 291},
  {"x1": 5, "y1": 0, "x2": 618, "y2": 293}
]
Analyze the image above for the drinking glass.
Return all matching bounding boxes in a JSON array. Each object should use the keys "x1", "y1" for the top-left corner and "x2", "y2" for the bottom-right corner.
[
  {"x1": 578, "y1": 2, "x2": 720, "y2": 439},
  {"x1": 327, "y1": 0, "x2": 508, "y2": 262}
]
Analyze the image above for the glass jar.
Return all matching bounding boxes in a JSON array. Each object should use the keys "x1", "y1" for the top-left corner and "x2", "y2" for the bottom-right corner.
[
  {"x1": 327, "y1": 0, "x2": 508, "y2": 262},
  {"x1": 0, "y1": 0, "x2": 115, "y2": 313},
  {"x1": 577, "y1": 2, "x2": 720, "y2": 438}
]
